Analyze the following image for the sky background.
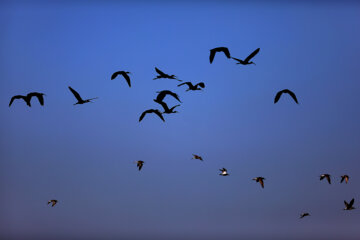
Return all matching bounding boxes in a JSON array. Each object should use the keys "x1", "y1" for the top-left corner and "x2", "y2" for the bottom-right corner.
[{"x1": 1, "y1": 0, "x2": 360, "y2": 239}]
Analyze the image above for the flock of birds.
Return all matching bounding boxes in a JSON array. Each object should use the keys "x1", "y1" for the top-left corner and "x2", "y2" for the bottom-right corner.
[{"x1": 9, "y1": 47, "x2": 355, "y2": 218}]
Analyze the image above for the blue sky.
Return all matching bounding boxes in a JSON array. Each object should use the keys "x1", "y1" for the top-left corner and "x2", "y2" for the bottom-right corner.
[{"x1": 1, "y1": 1, "x2": 360, "y2": 239}]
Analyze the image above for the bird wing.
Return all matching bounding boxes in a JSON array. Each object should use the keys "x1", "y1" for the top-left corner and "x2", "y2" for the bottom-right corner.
[
  {"x1": 209, "y1": 49, "x2": 216, "y2": 63},
  {"x1": 154, "y1": 110, "x2": 165, "y2": 122},
  {"x1": 326, "y1": 175, "x2": 331, "y2": 184},
  {"x1": 178, "y1": 82, "x2": 192, "y2": 88},
  {"x1": 274, "y1": 90, "x2": 283, "y2": 104},
  {"x1": 52, "y1": 201, "x2": 57, "y2": 207},
  {"x1": 221, "y1": 47, "x2": 231, "y2": 58},
  {"x1": 139, "y1": 110, "x2": 150, "y2": 122},
  {"x1": 231, "y1": 57, "x2": 242, "y2": 63},
  {"x1": 167, "y1": 91, "x2": 181, "y2": 102},
  {"x1": 158, "y1": 101, "x2": 170, "y2": 112},
  {"x1": 28, "y1": 92, "x2": 45, "y2": 106},
  {"x1": 349, "y1": 198, "x2": 354, "y2": 207},
  {"x1": 259, "y1": 179, "x2": 264, "y2": 188},
  {"x1": 344, "y1": 200, "x2": 349, "y2": 207},
  {"x1": 121, "y1": 72, "x2": 131, "y2": 87},
  {"x1": 9, "y1": 95, "x2": 26, "y2": 107},
  {"x1": 137, "y1": 162, "x2": 143, "y2": 171},
  {"x1": 111, "y1": 71, "x2": 119, "y2": 80},
  {"x1": 196, "y1": 82, "x2": 205, "y2": 88},
  {"x1": 68, "y1": 86, "x2": 83, "y2": 101},
  {"x1": 169, "y1": 104, "x2": 180, "y2": 111},
  {"x1": 245, "y1": 48, "x2": 260, "y2": 62},
  {"x1": 284, "y1": 89, "x2": 298, "y2": 104},
  {"x1": 155, "y1": 67, "x2": 165, "y2": 75},
  {"x1": 340, "y1": 176, "x2": 345, "y2": 183}
]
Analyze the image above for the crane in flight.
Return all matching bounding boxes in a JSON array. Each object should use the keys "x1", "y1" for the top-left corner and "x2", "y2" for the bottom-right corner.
[
  {"x1": 178, "y1": 82, "x2": 205, "y2": 91},
  {"x1": 231, "y1": 48, "x2": 260, "y2": 65},
  {"x1": 68, "y1": 86, "x2": 98, "y2": 105},
  {"x1": 9, "y1": 92, "x2": 45, "y2": 107},
  {"x1": 111, "y1": 70, "x2": 131, "y2": 87},
  {"x1": 153, "y1": 67, "x2": 181, "y2": 82}
]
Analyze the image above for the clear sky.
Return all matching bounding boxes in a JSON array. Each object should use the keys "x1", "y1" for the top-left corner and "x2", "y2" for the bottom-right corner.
[{"x1": 1, "y1": 1, "x2": 360, "y2": 239}]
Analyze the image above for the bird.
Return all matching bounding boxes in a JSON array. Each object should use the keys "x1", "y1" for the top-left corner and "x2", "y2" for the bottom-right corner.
[
  {"x1": 253, "y1": 177, "x2": 265, "y2": 188},
  {"x1": 344, "y1": 198, "x2": 355, "y2": 210},
  {"x1": 157, "y1": 101, "x2": 180, "y2": 114},
  {"x1": 340, "y1": 175, "x2": 349, "y2": 184},
  {"x1": 111, "y1": 71, "x2": 131, "y2": 87},
  {"x1": 300, "y1": 213, "x2": 310, "y2": 219},
  {"x1": 219, "y1": 168, "x2": 229, "y2": 176},
  {"x1": 320, "y1": 174, "x2": 331, "y2": 184},
  {"x1": 136, "y1": 160, "x2": 144, "y2": 171},
  {"x1": 209, "y1": 47, "x2": 231, "y2": 64},
  {"x1": 9, "y1": 92, "x2": 46, "y2": 107},
  {"x1": 47, "y1": 199, "x2": 58, "y2": 207},
  {"x1": 192, "y1": 154, "x2": 203, "y2": 161},
  {"x1": 153, "y1": 67, "x2": 181, "y2": 81},
  {"x1": 68, "y1": 86, "x2": 98, "y2": 105},
  {"x1": 153, "y1": 90, "x2": 182, "y2": 104},
  {"x1": 231, "y1": 48, "x2": 260, "y2": 65},
  {"x1": 139, "y1": 109, "x2": 165, "y2": 122},
  {"x1": 274, "y1": 89, "x2": 298, "y2": 104},
  {"x1": 177, "y1": 82, "x2": 205, "y2": 91}
]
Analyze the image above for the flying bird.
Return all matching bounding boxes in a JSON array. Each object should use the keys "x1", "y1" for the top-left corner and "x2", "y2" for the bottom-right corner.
[
  {"x1": 47, "y1": 199, "x2": 58, "y2": 207},
  {"x1": 209, "y1": 47, "x2": 231, "y2": 64},
  {"x1": 320, "y1": 174, "x2": 331, "y2": 184},
  {"x1": 68, "y1": 86, "x2": 98, "y2": 105},
  {"x1": 344, "y1": 198, "x2": 355, "y2": 210},
  {"x1": 154, "y1": 90, "x2": 182, "y2": 104},
  {"x1": 340, "y1": 175, "x2": 349, "y2": 184},
  {"x1": 178, "y1": 82, "x2": 205, "y2": 91},
  {"x1": 153, "y1": 67, "x2": 181, "y2": 81},
  {"x1": 157, "y1": 101, "x2": 180, "y2": 114},
  {"x1": 219, "y1": 168, "x2": 229, "y2": 176},
  {"x1": 136, "y1": 160, "x2": 144, "y2": 171},
  {"x1": 111, "y1": 71, "x2": 131, "y2": 87},
  {"x1": 9, "y1": 92, "x2": 45, "y2": 107},
  {"x1": 139, "y1": 109, "x2": 165, "y2": 122},
  {"x1": 231, "y1": 48, "x2": 260, "y2": 65},
  {"x1": 253, "y1": 177, "x2": 265, "y2": 188},
  {"x1": 192, "y1": 154, "x2": 203, "y2": 161},
  {"x1": 274, "y1": 89, "x2": 298, "y2": 104},
  {"x1": 300, "y1": 213, "x2": 310, "y2": 219}
]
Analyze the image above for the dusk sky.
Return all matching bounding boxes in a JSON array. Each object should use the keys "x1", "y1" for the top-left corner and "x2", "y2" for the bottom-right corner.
[{"x1": 1, "y1": 1, "x2": 360, "y2": 239}]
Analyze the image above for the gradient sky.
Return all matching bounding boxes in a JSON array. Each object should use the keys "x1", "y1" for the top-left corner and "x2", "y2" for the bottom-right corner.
[{"x1": 1, "y1": 1, "x2": 360, "y2": 239}]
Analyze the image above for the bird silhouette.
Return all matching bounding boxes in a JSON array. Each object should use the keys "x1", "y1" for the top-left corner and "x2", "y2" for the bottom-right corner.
[
  {"x1": 344, "y1": 198, "x2": 355, "y2": 210},
  {"x1": 320, "y1": 174, "x2": 331, "y2": 184},
  {"x1": 192, "y1": 154, "x2": 203, "y2": 161},
  {"x1": 153, "y1": 90, "x2": 182, "y2": 105},
  {"x1": 231, "y1": 48, "x2": 260, "y2": 65},
  {"x1": 139, "y1": 109, "x2": 165, "y2": 122},
  {"x1": 157, "y1": 101, "x2": 180, "y2": 114},
  {"x1": 47, "y1": 199, "x2": 58, "y2": 207},
  {"x1": 209, "y1": 47, "x2": 231, "y2": 64},
  {"x1": 300, "y1": 213, "x2": 310, "y2": 219},
  {"x1": 153, "y1": 67, "x2": 181, "y2": 81},
  {"x1": 253, "y1": 177, "x2": 265, "y2": 188},
  {"x1": 340, "y1": 175, "x2": 349, "y2": 184},
  {"x1": 274, "y1": 89, "x2": 298, "y2": 104},
  {"x1": 136, "y1": 160, "x2": 144, "y2": 171},
  {"x1": 111, "y1": 71, "x2": 131, "y2": 87},
  {"x1": 219, "y1": 168, "x2": 229, "y2": 176},
  {"x1": 178, "y1": 82, "x2": 205, "y2": 91},
  {"x1": 9, "y1": 92, "x2": 45, "y2": 107},
  {"x1": 68, "y1": 86, "x2": 98, "y2": 105}
]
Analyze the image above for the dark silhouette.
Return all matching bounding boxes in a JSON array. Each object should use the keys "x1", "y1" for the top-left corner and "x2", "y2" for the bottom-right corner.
[
  {"x1": 219, "y1": 168, "x2": 229, "y2": 176},
  {"x1": 253, "y1": 177, "x2": 265, "y2": 188},
  {"x1": 178, "y1": 82, "x2": 205, "y2": 91},
  {"x1": 320, "y1": 174, "x2": 331, "y2": 184},
  {"x1": 9, "y1": 92, "x2": 45, "y2": 107},
  {"x1": 192, "y1": 154, "x2": 203, "y2": 161},
  {"x1": 274, "y1": 89, "x2": 298, "y2": 104},
  {"x1": 157, "y1": 101, "x2": 180, "y2": 114},
  {"x1": 209, "y1": 47, "x2": 231, "y2": 64},
  {"x1": 344, "y1": 198, "x2": 355, "y2": 210},
  {"x1": 153, "y1": 67, "x2": 181, "y2": 82},
  {"x1": 139, "y1": 109, "x2": 165, "y2": 122},
  {"x1": 111, "y1": 71, "x2": 131, "y2": 87},
  {"x1": 300, "y1": 213, "x2": 310, "y2": 219},
  {"x1": 136, "y1": 160, "x2": 144, "y2": 171},
  {"x1": 68, "y1": 86, "x2": 98, "y2": 105},
  {"x1": 231, "y1": 48, "x2": 260, "y2": 65},
  {"x1": 340, "y1": 175, "x2": 349, "y2": 184},
  {"x1": 154, "y1": 90, "x2": 182, "y2": 104},
  {"x1": 48, "y1": 199, "x2": 58, "y2": 207}
]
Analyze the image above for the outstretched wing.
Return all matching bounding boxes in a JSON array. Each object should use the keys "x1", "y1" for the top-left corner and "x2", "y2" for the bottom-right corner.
[
  {"x1": 344, "y1": 200, "x2": 349, "y2": 207},
  {"x1": 155, "y1": 67, "x2": 165, "y2": 75},
  {"x1": 221, "y1": 47, "x2": 231, "y2": 59},
  {"x1": 169, "y1": 104, "x2": 180, "y2": 112},
  {"x1": 153, "y1": 110, "x2": 165, "y2": 122},
  {"x1": 28, "y1": 92, "x2": 45, "y2": 106},
  {"x1": 274, "y1": 90, "x2": 283, "y2": 104},
  {"x1": 121, "y1": 72, "x2": 131, "y2": 87},
  {"x1": 245, "y1": 48, "x2": 260, "y2": 62},
  {"x1": 111, "y1": 71, "x2": 120, "y2": 80},
  {"x1": 139, "y1": 110, "x2": 150, "y2": 122},
  {"x1": 209, "y1": 49, "x2": 216, "y2": 64},
  {"x1": 349, "y1": 198, "x2": 354, "y2": 207},
  {"x1": 325, "y1": 175, "x2": 331, "y2": 184},
  {"x1": 178, "y1": 82, "x2": 192, "y2": 88},
  {"x1": 68, "y1": 86, "x2": 83, "y2": 102},
  {"x1": 195, "y1": 82, "x2": 205, "y2": 88},
  {"x1": 167, "y1": 91, "x2": 181, "y2": 103},
  {"x1": 259, "y1": 178, "x2": 264, "y2": 188},
  {"x1": 285, "y1": 89, "x2": 298, "y2": 104},
  {"x1": 9, "y1": 95, "x2": 27, "y2": 107}
]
